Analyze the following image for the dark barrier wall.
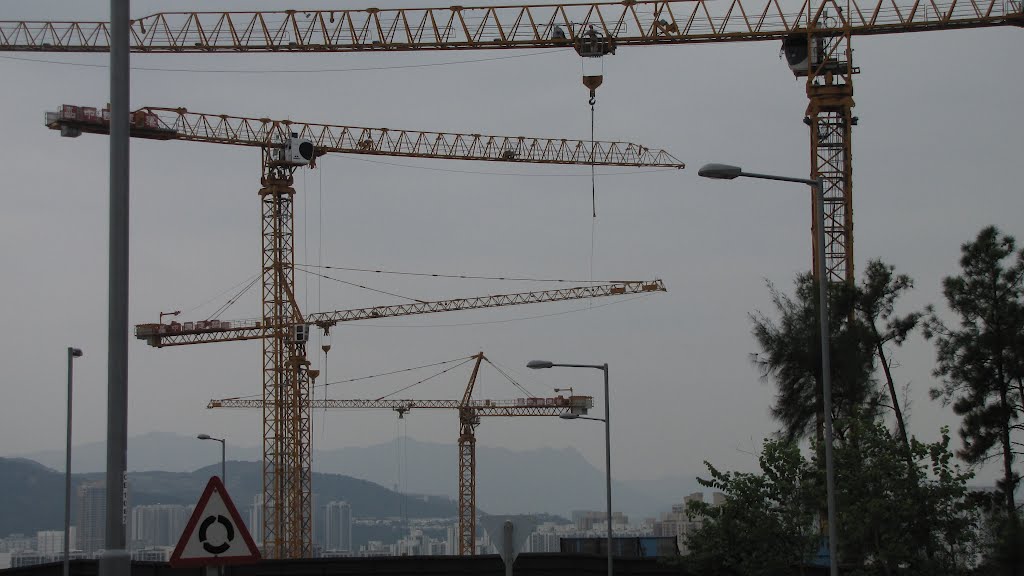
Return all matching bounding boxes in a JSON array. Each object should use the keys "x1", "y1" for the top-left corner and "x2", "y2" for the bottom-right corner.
[{"x1": 0, "y1": 555, "x2": 688, "y2": 576}]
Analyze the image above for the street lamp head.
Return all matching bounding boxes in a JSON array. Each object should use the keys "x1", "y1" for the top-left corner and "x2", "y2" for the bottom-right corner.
[
  {"x1": 698, "y1": 163, "x2": 743, "y2": 180},
  {"x1": 527, "y1": 360, "x2": 554, "y2": 369},
  {"x1": 558, "y1": 412, "x2": 580, "y2": 420},
  {"x1": 197, "y1": 433, "x2": 212, "y2": 440},
  {"x1": 70, "y1": 348, "x2": 83, "y2": 358}
]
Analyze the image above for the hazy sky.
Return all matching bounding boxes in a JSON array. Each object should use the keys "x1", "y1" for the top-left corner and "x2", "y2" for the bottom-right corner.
[{"x1": 1, "y1": 0, "x2": 1021, "y2": 491}]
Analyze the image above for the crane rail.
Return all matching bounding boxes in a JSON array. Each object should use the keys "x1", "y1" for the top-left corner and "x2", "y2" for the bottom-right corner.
[
  {"x1": 45, "y1": 105, "x2": 684, "y2": 168},
  {"x1": 2, "y1": 0, "x2": 1021, "y2": 53},
  {"x1": 135, "y1": 279, "x2": 667, "y2": 347}
]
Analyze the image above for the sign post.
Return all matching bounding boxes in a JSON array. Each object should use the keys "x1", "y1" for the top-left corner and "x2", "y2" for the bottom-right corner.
[{"x1": 170, "y1": 477, "x2": 261, "y2": 568}]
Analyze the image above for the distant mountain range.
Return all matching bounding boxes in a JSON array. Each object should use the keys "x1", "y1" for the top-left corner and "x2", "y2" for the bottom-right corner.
[
  {"x1": 0, "y1": 457, "x2": 456, "y2": 539},
  {"x1": 12, "y1": 432, "x2": 700, "y2": 517}
]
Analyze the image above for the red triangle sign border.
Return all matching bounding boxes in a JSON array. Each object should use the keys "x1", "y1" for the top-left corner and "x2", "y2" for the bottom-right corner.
[{"x1": 169, "y1": 476, "x2": 261, "y2": 568}]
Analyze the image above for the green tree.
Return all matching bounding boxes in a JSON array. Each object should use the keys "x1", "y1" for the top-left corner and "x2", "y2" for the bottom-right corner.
[
  {"x1": 924, "y1": 226, "x2": 1024, "y2": 574},
  {"x1": 751, "y1": 273, "x2": 880, "y2": 442},
  {"x1": 684, "y1": 439, "x2": 819, "y2": 576},
  {"x1": 831, "y1": 417, "x2": 980, "y2": 575},
  {"x1": 684, "y1": 420, "x2": 981, "y2": 576}
]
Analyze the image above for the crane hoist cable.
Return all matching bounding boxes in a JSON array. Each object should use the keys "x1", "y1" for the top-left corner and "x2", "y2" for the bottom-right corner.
[
  {"x1": 482, "y1": 357, "x2": 536, "y2": 398},
  {"x1": 0, "y1": 48, "x2": 569, "y2": 74},
  {"x1": 295, "y1": 267, "x2": 425, "y2": 303},
  {"x1": 293, "y1": 263, "x2": 619, "y2": 284},
  {"x1": 375, "y1": 357, "x2": 478, "y2": 401},
  {"x1": 205, "y1": 275, "x2": 261, "y2": 321},
  {"x1": 214, "y1": 356, "x2": 477, "y2": 402}
]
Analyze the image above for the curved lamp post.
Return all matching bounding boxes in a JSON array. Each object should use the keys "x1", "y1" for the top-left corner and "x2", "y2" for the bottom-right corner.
[
  {"x1": 65, "y1": 347, "x2": 83, "y2": 576},
  {"x1": 197, "y1": 434, "x2": 226, "y2": 484},
  {"x1": 528, "y1": 360, "x2": 612, "y2": 576},
  {"x1": 698, "y1": 162, "x2": 837, "y2": 576}
]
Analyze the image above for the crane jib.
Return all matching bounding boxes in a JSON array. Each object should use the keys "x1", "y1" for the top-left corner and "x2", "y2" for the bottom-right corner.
[
  {"x1": 134, "y1": 279, "x2": 666, "y2": 347},
  {"x1": 44, "y1": 105, "x2": 685, "y2": 168},
  {"x1": 2, "y1": 0, "x2": 1021, "y2": 53}
]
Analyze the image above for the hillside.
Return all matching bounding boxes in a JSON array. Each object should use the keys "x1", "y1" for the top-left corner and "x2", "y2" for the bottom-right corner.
[
  {"x1": 0, "y1": 457, "x2": 456, "y2": 537},
  {"x1": 14, "y1": 434, "x2": 701, "y2": 517}
]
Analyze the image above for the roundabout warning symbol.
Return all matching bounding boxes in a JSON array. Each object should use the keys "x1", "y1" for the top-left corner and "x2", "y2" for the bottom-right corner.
[{"x1": 170, "y1": 476, "x2": 261, "y2": 567}]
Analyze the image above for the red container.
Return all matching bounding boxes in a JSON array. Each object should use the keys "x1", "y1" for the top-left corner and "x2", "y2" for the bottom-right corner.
[{"x1": 60, "y1": 105, "x2": 80, "y2": 120}]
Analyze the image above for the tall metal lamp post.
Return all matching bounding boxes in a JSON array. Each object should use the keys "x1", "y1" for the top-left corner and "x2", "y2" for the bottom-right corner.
[
  {"x1": 197, "y1": 434, "x2": 226, "y2": 484},
  {"x1": 698, "y1": 163, "x2": 837, "y2": 576},
  {"x1": 65, "y1": 347, "x2": 83, "y2": 576},
  {"x1": 527, "y1": 360, "x2": 612, "y2": 576}
]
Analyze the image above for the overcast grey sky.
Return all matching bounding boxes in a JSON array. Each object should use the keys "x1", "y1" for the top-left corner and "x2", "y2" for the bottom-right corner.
[{"x1": 1, "y1": 1, "x2": 1021, "y2": 490}]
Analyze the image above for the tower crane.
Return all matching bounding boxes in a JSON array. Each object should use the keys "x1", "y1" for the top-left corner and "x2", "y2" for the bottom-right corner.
[
  {"x1": 45, "y1": 105, "x2": 677, "y2": 559},
  {"x1": 207, "y1": 352, "x2": 594, "y2": 556},
  {"x1": 8, "y1": 0, "x2": 1022, "y2": 284}
]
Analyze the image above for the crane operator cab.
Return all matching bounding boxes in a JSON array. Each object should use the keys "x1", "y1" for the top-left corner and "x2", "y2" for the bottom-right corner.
[{"x1": 275, "y1": 132, "x2": 315, "y2": 166}]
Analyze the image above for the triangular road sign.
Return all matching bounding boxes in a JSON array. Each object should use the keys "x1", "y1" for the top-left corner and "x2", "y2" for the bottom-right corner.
[
  {"x1": 170, "y1": 476, "x2": 261, "y2": 568},
  {"x1": 480, "y1": 514, "x2": 537, "y2": 566}
]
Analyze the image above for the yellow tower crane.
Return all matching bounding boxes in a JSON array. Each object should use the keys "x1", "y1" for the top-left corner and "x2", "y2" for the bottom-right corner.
[
  {"x1": 45, "y1": 105, "x2": 677, "y2": 559},
  {"x1": 207, "y1": 352, "x2": 594, "y2": 556},
  {"x1": 9, "y1": 0, "x2": 1022, "y2": 284}
]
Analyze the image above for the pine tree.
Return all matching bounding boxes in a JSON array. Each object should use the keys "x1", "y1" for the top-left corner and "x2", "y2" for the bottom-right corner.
[
  {"x1": 751, "y1": 273, "x2": 879, "y2": 443},
  {"x1": 854, "y1": 259, "x2": 922, "y2": 459},
  {"x1": 925, "y1": 226, "x2": 1024, "y2": 575}
]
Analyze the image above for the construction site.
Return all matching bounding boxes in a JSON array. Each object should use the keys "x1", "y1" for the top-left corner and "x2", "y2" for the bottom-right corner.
[{"x1": 0, "y1": 0, "x2": 1021, "y2": 573}]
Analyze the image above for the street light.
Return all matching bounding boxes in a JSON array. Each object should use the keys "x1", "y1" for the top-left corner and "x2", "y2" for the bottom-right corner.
[
  {"x1": 65, "y1": 347, "x2": 83, "y2": 576},
  {"x1": 528, "y1": 360, "x2": 612, "y2": 576},
  {"x1": 197, "y1": 434, "x2": 226, "y2": 484},
  {"x1": 698, "y1": 162, "x2": 838, "y2": 576}
]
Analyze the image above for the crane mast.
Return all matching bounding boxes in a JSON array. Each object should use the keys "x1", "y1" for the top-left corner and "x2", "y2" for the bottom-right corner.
[
  {"x1": 45, "y1": 106, "x2": 675, "y2": 559},
  {"x1": 208, "y1": 352, "x2": 597, "y2": 556}
]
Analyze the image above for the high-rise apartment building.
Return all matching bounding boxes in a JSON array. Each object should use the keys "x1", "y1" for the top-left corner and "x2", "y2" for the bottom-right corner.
[
  {"x1": 571, "y1": 510, "x2": 629, "y2": 532},
  {"x1": 36, "y1": 530, "x2": 75, "y2": 556},
  {"x1": 249, "y1": 496, "x2": 263, "y2": 547},
  {"x1": 77, "y1": 483, "x2": 106, "y2": 555},
  {"x1": 131, "y1": 505, "x2": 190, "y2": 547},
  {"x1": 323, "y1": 501, "x2": 352, "y2": 552}
]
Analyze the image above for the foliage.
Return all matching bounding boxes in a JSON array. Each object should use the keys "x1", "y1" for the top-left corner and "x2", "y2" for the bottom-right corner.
[
  {"x1": 683, "y1": 439, "x2": 819, "y2": 576},
  {"x1": 924, "y1": 225, "x2": 1024, "y2": 569},
  {"x1": 751, "y1": 273, "x2": 881, "y2": 442},
  {"x1": 830, "y1": 418, "x2": 981, "y2": 575},
  {"x1": 683, "y1": 419, "x2": 982, "y2": 576}
]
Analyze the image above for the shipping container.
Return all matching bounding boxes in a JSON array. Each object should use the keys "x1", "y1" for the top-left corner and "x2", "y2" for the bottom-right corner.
[{"x1": 60, "y1": 105, "x2": 79, "y2": 120}]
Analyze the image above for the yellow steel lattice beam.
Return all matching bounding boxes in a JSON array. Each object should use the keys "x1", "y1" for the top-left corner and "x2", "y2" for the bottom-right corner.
[
  {"x1": 3, "y1": 0, "x2": 1021, "y2": 52},
  {"x1": 209, "y1": 397, "x2": 595, "y2": 415},
  {"x1": 135, "y1": 279, "x2": 667, "y2": 347},
  {"x1": 45, "y1": 106, "x2": 684, "y2": 168}
]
